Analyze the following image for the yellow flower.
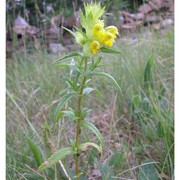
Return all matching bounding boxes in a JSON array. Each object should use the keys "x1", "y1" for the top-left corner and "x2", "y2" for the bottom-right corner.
[
  {"x1": 92, "y1": 23, "x2": 104, "y2": 36},
  {"x1": 90, "y1": 40, "x2": 100, "y2": 55},
  {"x1": 105, "y1": 26, "x2": 119, "y2": 38},
  {"x1": 102, "y1": 32, "x2": 114, "y2": 47}
]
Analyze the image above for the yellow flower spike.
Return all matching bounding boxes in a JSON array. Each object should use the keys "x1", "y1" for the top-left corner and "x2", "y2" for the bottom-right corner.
[
  {"x1": 90, "y1": 40, "x2": 100, "y2": 55},
  {"x1": 105, "y1": 26, "x2": 119, "y2": 38}
]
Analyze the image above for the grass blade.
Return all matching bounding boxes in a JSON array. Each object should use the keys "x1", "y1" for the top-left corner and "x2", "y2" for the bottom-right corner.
[{"x1": 6, "y1": 90, "x2": 42, "y2": 142}]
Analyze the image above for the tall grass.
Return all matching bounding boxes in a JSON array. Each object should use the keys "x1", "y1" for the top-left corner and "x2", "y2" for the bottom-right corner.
[{"x1": 6, "y1": 27, "x2": 174, "y2": 179}]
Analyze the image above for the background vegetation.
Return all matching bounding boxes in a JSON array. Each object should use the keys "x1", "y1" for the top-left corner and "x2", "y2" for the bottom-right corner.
[{"x1": 6, "y1": 0, "x2": 174, "y2": 179}]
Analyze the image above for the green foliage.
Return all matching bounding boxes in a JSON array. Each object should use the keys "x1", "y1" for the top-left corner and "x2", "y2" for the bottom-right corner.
[
  {"x1": 144, "y1": 55, "x2": 155, "y2": 91},
  {"x1": 54, "y1": 92, "x2": 77, "y2": 122},
  {"x1": 38, "y1": 147, "x2": 74, "y2": 171},
  {"x1": 53, "y1": 52, "x2": 83, "y2": 65},
  {"x1": 79, "y1": 142, "x2": 102, "y2": 155},
  {"x1": 100, "y1": 164, "x2": 114, "y2": 180},
  {"x1": 6, "y1": 27, "x2": 174, "y2": 179},
  {"x1": 28, "y1": 139, "x2": 44, "y2": 167},
  {"x1": 138, "y1": 162, "x2": 159, "y2": 180},
  {"x1": 80, "y1": 121, "x2": 105, "y2": 153},
  {"x1": 89, "y1": 72, "x2": 122, "y2": 93},
  {"x1": 100, "y1": 47, "x2": 122, "y2": 54}
]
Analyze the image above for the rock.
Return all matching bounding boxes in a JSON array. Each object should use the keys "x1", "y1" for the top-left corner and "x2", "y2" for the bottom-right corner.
[
  {"x1": 14, "y1": 14, "x2": 29, "y2": 27},
  {"x1": 49, "y1": 43, "x2": 66, "y2": 53},
  {"x1": 152, "y1": 23, "x2": 161, "y2": 30},
  {"x1": 121, "y1": 11, "x2": 132, "y2": 19},
  {"x1": 149, "y1": 0, "x2": 164, "y2": 9},
  {"x1": 121, "y1": 23, "x2": 136, "y2": 30},
  {"x1": 144, "y1": 14, "x2": 162, "y2": 24},
  {"x1": 13, "y1": 25, "x2": 27, "y2": 35},
  {"x1": 138, "y1": 4, "x2": 153, "y2": 14},
  {"x1": 130, "y1": 13, "x2": 144, "y2": 21},
  {"x1": 135, "y1": 20, "x2": 143, "y2": 27},
  {"x1": 161, "y1": 18, "x2": 173, "y2": 28},
  {"x1": 13, "y1": 15, "x2": 29, "y2": 35},
  {"x1": 48, "y1": 27, "x2": 60, "y2": 35},
  {"x1": 26, "y1": 25, "x2": 39, "y2": 36}
]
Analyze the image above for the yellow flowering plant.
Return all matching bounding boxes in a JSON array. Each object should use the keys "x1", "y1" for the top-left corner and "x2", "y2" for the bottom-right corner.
[{"x1": 38, "y1": 2, "x2": 121, "y2": 179}]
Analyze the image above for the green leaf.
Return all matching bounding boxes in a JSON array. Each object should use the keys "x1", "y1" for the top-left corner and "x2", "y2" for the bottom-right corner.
[
  {"x1": 131, "y1": 95, "x2": 141, "y2": 113},
  {"x1": 61, "y1": 26, "x2": 75, "y2": 37},
  {"x1": 80, "y1": 121, "x2": 104, "y2": 153},
  {"x1": 83, "y1": 87, "x2": 101, "y2": 99},
  {"x1": 53, "y1": 63, "x2": 70, "y2": 69},
  {"x1": 28, "y1": 139, "x2": 43, "y2": 167},
  {"x1": 141, "y1": 97, "x2": 151, "y2": 112},
  {"x1": 38, "y1": 147, "x2": 74, "y2": 171},
  {"x1": 138, "y1": 161, "x2": 159, "y2": 180},
  {"x1": 61, "y1": 110, "x2": 78, "y2": 122},
  {"x1": 144, "y1": 55, "x2": 155, "y2": 90},
  {"x1": 91, "y1": 56, "x2": 102, "y2": 70},
  {"x1": 89, "y1": 72, "x2": 122, "y2": 93},
  {"x1": 157, "y1": 121, "x2": 165, "y2": 138},
  {"x1": 54, "y1": 52, "x2": 83, "y2": 64},
  {"x1": 100, "y1": 47, "x2": 122, "y2": 54},
  {"x1": 100, "y1": 164, "x2": 114, "y2": 180},
  {"x1": 54, "y1": 92, "x2": 77, "y2": 122},
  {"x1": 79, "y1": 142, "x2": 102, "y2": 154}
]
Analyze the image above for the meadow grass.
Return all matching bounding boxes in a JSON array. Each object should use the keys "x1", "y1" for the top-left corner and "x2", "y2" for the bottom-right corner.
[{"x1": 6, "y1": 26, "x2": 174, "y2": 179}]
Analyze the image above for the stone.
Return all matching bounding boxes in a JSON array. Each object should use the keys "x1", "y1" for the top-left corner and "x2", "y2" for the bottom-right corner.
[
  {"x1": 121, "y1": 23, "x2": 136, "y2": 30},
  {"x1": 138, "y1": 4, "x2": 153, "y2": 14},
  {"x1": 161, "y1": 18, "x2": 173, "y2": 27},
  {"x1": 130, "y1": 13, "x2": 144, "y2": 21},
  {"x1": 152, "y1": 23, "x2": 161, "y2": 30},
  {"x1": 49, "y1": 43, "x2": 66, "y2": 54},
  {"x1": 26, "y1": 25, "x2": 39, "y2": 36},
  {"x1": 149, "y1": 0, "x2": 164, "y2": 9},
  {"x1": 144, "y1": 14, "x2": 162, "y2": 24}
]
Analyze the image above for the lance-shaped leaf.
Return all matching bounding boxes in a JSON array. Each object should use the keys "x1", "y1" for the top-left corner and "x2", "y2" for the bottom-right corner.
[
  {"x1": 89, "y1": 72, "x2": 122, "y2": 93},
  {"x1": 28, "y1": 139, "x2": 43, "y2": 167},
  {"x1": 79, "y1": 142, "x2": 102, "y2": 155},
  {"x1": 144, "y1": 55, "x2": 155, "y2": 90},
  {"x1": 62, "y1": 26, "x2": 75, "y2": 37},
  {"x1": 54, "y1": 92, "x2": 77, "y2": 122},
  {"x1": 53, "y1": 52, "x2": 83, "y2": 65},
  {"x1": 80, "y1": 121, "x2": 105, "y2": 153},
  {"x1": 100, "y1": 47, "x2": 122, "y2": 54},
  {"x1": 38, "y1": 147, "x2": 74, "y2": 171},
  {"x1": 83, "y1": 87, "x2": 101, "y2": 99},
  {"x1": 53, "y1": 63, "x2": 70, "y2": 69}
]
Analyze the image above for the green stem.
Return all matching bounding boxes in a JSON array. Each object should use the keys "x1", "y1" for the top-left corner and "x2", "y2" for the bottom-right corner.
[{"x1": 75, "y1": 57, "x2": 88, "y2": 179}]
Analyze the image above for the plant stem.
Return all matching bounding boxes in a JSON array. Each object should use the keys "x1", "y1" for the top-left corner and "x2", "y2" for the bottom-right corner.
[{"x1": 75, "y1": 57, "x2": 88, "y2": 179}]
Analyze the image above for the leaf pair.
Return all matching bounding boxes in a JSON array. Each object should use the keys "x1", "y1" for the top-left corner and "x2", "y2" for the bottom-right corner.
[{"x1": 38, "y1": 121, "x2": 104, "y2": 171}]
